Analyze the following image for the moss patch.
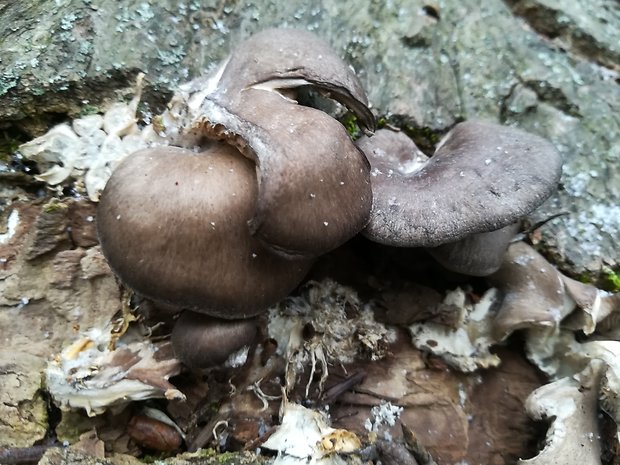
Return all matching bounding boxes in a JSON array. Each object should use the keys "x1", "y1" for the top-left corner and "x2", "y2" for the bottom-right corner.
[{"x1": 601, "y1": 267, "x2": 620, "y2": 293}]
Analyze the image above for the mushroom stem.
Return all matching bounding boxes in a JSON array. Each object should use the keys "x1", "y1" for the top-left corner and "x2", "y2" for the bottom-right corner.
[{"x1": 427, "y1": 223, "x2": 520, "y2": 276}]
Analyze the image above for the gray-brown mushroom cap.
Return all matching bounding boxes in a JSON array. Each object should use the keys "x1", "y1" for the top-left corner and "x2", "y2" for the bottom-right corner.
[
  {"x1": 97, "y1": 145, "x2": 312, "y2": 319},
  {"x1": 359, "y1": 121, "x2": 563, "y2": 247},
  {"x1": 182, "y1": 28, "x2": 376, "y2": 258},
  {"x1": 171, "y1": 311, "x2": 257, "y2": 368},
  {"x1": 488, "y1": 241, "x2": 566, "y2": 341},
  {"x1": 197, "y1": 85, "x2": 372, "y2": 258},
  {"x1": 213, "y1": 28, "x2": 375, "y2": 133}
]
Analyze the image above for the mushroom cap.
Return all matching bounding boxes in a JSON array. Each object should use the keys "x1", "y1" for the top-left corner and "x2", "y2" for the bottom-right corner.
[
  {"x1": 359, "y1": 121, "x2": 563, "y2": 247},
  {"x1": 213, "y1": 28, "x2": 375, "y2": 133},
  {"x1": 97, "y1": 144, "x2": 312, "y2": 318},
  {"x1": 561, "y1": 275, "x2": 620, "y2": 335},
  {"x1": 427, "y1": 223, "x2": 520, "y2": 276},
  {"x1": 171, "y1": 311, "x2": 257, "y2": 368},
  {"x1": 180, "y1": 28, "x2": 375, "y2": 258},
  {"x1": 521, "y1": 361, "x2": 603, "y2": 465},
  {"x1": 197, "y1": 87, "x2": 372, "y2": 258},
  {"x1": 488, "y1": 241, "x2": 566, "y2": 341}
]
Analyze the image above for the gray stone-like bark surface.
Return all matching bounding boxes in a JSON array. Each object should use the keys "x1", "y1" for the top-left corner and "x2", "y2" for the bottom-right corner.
[
  {"x1": 0, "y1": 2, "x2": 618, "y2": 268},
  {"x1": 0, "y1": 350, "x2": 48, "y2": 447}
]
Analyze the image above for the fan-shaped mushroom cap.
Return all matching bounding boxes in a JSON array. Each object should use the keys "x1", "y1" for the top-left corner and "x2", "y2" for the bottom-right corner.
[
  {"x1": 171, "y1": 311, "x2": 257, "y2": 368},
  {"x1": 488, "y1": 241, "x2": 566, "y2": 341},
  {"x1": 359, "y1": 121, "x2": 562, "y2": 247},
  {"x1": 97, "y1": 144, "x2": 312, "y2": 318}
]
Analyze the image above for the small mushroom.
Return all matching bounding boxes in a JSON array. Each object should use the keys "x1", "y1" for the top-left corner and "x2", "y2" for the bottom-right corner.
[
  {"x1": 558, "y1": 274, "x2": 620, "y2": 336},
  {"x1": 489, "y1": 241, "x2": 620, "y2": 341},
  {"x1": 171, "y1": 311, "x2": 257, "y2": 369},
  {"x1": 487, "y1": 241, "x2": 567, "y2": 341},
  {"x1": 97, "y1": 144, "x2": 312, "y2": 318},
  {"x1": 357, "y1": 121, "x2": 562, "y2": 248}
]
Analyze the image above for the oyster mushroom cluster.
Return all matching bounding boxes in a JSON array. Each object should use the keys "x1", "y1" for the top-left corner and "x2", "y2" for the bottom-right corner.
[{"x1": 97, "y1": 28, "x2": 563, "y2": 368}]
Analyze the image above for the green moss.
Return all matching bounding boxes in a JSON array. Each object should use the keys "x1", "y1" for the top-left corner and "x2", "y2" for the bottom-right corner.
[
  {"x1": 402, "y1": 124, "x2": 443, "y2": 153},
  {"x1": 368, "y1": 114, "x2": 444, "y2": 153},
  {"x1": 575, "y1": 267, "x2": 620, "y2": 293},
  {"x1": 577, "y1": 272, "x2": 592, "y2": 284},
  {"x1": 191, "y1": 449, "x2": 218, "y2": 457},
  {"x1": 140, "y1": 454, "x2": 164, "y2": 464},
  {"x1": 601, "y1": 267, "x2": 620, "y2": 293},
  {"x1": 42, "y1": 199, "x2": 68, "y2": 213},
  {"x1": 339, "y1": 112, "x2": 361, "y2": 139},
  {"x1": 78, "y1": 104, "x2": 101, "y2": 117},
  {"x1": 0, "y1": 133, "x2": 22, "y2": 162}
]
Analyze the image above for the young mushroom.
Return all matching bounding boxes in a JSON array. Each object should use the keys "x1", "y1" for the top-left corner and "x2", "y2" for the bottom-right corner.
[
  {"x1": 356, "y1": 122, "x2": 563, "y2": 275},
  {"x1": 487, "y1": 241, "x2": 567, "y2": 341},
  {"x1": 171, "y1": 311, "x2": 257, "y2": 369},
  {"x1": 489, "y1": 241, "x2": 620, "y2": 341}
]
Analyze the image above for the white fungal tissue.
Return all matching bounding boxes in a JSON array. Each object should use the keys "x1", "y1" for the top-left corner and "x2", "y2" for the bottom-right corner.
[{"x1": 19, "y1": 74, "x2": 164, "y2": 201}]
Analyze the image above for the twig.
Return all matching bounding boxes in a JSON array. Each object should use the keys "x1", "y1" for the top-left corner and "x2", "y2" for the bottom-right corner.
[{"x1": 0, "y1": 445, "x2": 56, "y2": 465}]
